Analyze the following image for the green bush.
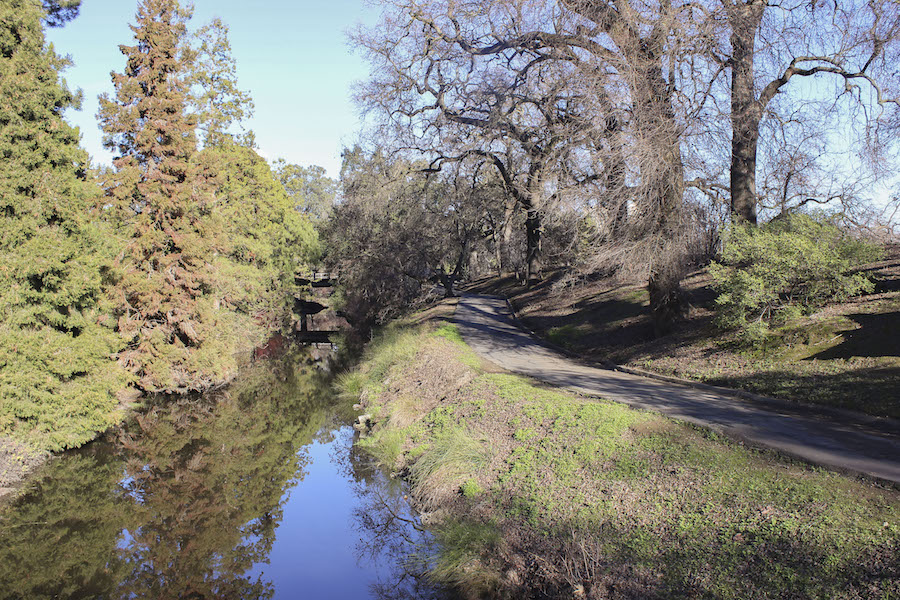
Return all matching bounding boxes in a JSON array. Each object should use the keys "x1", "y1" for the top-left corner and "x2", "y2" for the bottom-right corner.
[{"x1": 710, "y1": 213, "x2": 882, "y2": 346}]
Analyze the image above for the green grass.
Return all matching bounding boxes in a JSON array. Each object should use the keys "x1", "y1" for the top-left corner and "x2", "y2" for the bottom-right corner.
[
  {"x1": 546, "y1": 324, "x2": 584, "y2": 349},
  {"x1": 431, "y1": 322, "x2": 482, "y2": 368},
  {"x1": 356, "y1": 426, "x2": 408, "y2": 470},
  {"x1": 349, "y1": 319, "x2": 900, "y2": 599},
  {"x1": 428, "y1": 519, "x2": 502, "y2": 595},
  {"x1": 408, "y1": 426, "x2": 490, "y2": 507}
]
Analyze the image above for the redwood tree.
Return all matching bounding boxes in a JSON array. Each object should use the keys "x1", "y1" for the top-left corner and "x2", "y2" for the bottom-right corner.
[{"x1": 98, "y1": 0, "x2": 231, "y2": 392}]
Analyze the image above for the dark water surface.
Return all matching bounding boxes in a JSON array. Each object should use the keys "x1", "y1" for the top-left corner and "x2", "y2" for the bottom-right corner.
[{"x1": 0, "y1": 350, "x2": 446, "y2": 600}]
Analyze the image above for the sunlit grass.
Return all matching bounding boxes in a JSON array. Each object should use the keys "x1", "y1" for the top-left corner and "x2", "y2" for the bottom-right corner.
[
  {"x1": 408, "y1": 426, "x2": 490, "y2": 508},
  {"x1": 349, "y1": 319, "x2": 900, "y2": 598}
]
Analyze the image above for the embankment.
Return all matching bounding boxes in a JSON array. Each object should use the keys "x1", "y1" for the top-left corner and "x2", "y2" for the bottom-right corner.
[{"x1": 344, "y1": 310, "x2": 899, "y2": 599}]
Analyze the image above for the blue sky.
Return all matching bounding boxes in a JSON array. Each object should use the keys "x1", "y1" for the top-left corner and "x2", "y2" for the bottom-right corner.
[{"x1": 45, "y1": 0, "x2": 381, "y2": 178}]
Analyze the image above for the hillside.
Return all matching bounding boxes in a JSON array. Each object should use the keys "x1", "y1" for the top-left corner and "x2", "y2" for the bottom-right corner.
[{"x1": 467, "y1": 245, "x2": 900, "y2": 419}]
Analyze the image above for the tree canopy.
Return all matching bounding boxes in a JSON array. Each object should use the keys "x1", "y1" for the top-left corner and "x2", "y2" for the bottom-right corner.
[{"x1": 0, "y1": 0, "x2": 127, "y2": 451}]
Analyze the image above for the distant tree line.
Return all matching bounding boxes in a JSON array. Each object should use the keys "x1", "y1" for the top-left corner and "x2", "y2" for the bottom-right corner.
[
  {"x1": 328, "y1": 0, "x2": 899, "y2": 333},
  {"x1": 0, "y1": 0, "x2": 334, "y2": 451}
]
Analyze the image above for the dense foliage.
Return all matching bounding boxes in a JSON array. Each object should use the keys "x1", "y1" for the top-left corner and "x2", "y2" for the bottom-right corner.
[
  {"x1": 96, "y1": 0, "x2": 319, "y2": 394},
  {"x1": 325, "y1": 148, "x2": 494, "y2": 329},
  {"x1": 200, "y1": 141, "x2": 319, "y2": 338},
  {"x1": 0, "y1": 0, "x2": 321, "y2": 451},
  {"x1": 274, "y1": 160, "x2": 338, "y2": 224},
  {"x1": 97, "y1": 0, "x2": 227, "y2": 393},
  {"x1": 0, "y1": 0, "x2": 127, "y2": 451},
  {"x1": 710, "y1": 213, "x2": 883, "y2": 345}
]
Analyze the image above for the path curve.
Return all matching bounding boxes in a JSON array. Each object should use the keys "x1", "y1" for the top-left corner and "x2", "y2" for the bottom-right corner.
[{"x1": 454, "y1": 294, "x2": 900, "y2": 484}]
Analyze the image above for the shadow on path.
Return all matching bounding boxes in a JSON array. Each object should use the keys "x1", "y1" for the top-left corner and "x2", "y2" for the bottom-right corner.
[{"x1": 454, "y1": 294, "x2": 900, "y2": 485}]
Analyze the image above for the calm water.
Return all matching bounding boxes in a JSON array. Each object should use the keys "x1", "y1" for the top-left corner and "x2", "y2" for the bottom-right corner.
[{"x1": 0, "y1": 349, "x2": 447, "y2": 600}]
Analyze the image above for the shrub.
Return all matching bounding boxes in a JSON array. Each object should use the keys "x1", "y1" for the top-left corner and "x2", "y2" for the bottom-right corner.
[{"x1": 710, "y1": 213, "x2": 882, "y2": 346}]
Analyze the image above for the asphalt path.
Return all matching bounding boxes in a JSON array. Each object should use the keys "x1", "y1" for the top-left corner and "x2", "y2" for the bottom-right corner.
[{"x1": 454, "y1": 294, "x2": 900, "y2": 484}]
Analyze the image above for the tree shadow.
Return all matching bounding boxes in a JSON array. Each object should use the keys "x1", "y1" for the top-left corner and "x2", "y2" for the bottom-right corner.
[
  {"x1": 808, "y1": 311, "x2": 900, "y2": 360},
  {"x1": 707, "y1": 366, "x2": 900, "y2": 420}
]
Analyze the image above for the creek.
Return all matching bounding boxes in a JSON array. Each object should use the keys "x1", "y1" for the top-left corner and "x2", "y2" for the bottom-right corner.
[{"x1": 0, "y1": 348, "x2": 449, "y2": 600}]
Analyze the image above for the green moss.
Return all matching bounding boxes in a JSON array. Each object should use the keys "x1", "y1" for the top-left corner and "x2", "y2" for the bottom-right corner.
[
  {"x1": 513, "y1": 428, "x2": 536, "y2": 441},
  {"x1": 460, "y1": 478, "x2": 483, "y2": 498}
]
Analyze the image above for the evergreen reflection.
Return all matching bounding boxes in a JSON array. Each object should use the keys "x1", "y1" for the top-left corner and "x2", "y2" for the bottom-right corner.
[{"x1": 0, "y1": 349, "x2": 334, "y2": 600}]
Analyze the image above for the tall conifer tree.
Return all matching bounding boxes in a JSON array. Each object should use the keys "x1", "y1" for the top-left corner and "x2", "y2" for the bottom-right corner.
[
  {"x1": 188, "y1": 18, "x2": 255, "y2": 149},
  {"x1": 98, "y1": 0, "x2": 231, "y2": 393},
  {"x1": 0, "y1": 0, "x2": 126, "y2": 450}
]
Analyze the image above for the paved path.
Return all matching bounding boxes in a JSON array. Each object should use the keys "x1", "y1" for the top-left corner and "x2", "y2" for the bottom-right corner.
[{"x1": 454, "y1": 294, "x2": 900, "y2": 484}]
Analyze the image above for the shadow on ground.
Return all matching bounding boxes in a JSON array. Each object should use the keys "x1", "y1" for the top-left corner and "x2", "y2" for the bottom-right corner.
[
  {"x1": 709, "y1": 365, "x2": 900, "y2": 419},
  {"x1": 810, "y1": 311, "x2": 900, "y2": 360}
]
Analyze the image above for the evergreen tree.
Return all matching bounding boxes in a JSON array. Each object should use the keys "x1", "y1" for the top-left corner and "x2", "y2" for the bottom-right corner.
[
  {"x1": 187, "y1": 18, "x2": 255, "y2": 149},
  {"x1": 0, "y1": 0, "x2": 127, "y2": 451},
  {"x1": 274, "y1": 160, "x2": 337, "y2": 224},
  {"x1": 97, "y1": 0, "x2": 232, "y2": 393},
  {"x1": 199, "y1": 142, "x2": 319, "y2": 342},
  {"x1": 41, "y1": 0, "x2": 80, "y2": 27},
  {"x1": 186, "y1": 21, "x2": 319, "y2": 344}
]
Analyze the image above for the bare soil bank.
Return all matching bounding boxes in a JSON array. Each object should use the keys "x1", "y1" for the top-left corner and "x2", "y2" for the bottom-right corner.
[{"x1": 345, "y1": 311, "x2": 899, "y2": 599}]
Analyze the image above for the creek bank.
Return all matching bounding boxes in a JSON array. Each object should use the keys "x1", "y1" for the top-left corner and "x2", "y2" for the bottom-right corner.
[
  {"x1": 345, "y1": 311, "x2": 900, "y2": 599},
  {"x1": 0, "y1": 439, "x2": 46, "y2": 502}
]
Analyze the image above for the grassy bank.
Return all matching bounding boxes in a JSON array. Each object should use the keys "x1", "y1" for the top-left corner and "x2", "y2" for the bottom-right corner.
[
  {"x1": 468, "y1": 248, "x2": 900, "y2": 419},
  {"x1": 343, "y1": 311, "x2": 899, "y2": 599}
]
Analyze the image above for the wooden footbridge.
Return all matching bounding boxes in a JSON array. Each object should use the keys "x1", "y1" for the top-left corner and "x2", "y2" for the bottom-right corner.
[
  {"x1": 295, "y1": 271, "x2": 339, "y2": 288},
  {"x1": 294, "y1": 271, "x2": 340, "y2": 344}
]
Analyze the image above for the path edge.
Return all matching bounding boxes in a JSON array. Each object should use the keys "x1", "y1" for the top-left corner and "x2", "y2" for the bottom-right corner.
[{"x1": 467, "y1": 293, "x2": 900, "y2": 438}]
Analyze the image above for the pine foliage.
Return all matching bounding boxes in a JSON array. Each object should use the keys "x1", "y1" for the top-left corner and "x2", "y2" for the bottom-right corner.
[
  {"x1": 186, "y1": 20, "x2": 318, "y2": 354},
  {"x1": 187, "y1": 18, "x2": 255, "y2": 149},
  {"x1": 0, "y1": 0, "x2": 127, "y2": 451},
  {"x1": 198, "y1": 141, "x2": 319, "y2": 347}
]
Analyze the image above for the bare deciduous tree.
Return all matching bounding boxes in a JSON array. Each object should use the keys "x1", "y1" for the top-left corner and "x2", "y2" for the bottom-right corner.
[{"x1": 722, "y1": 0, "x2": 900, "y2": 224}]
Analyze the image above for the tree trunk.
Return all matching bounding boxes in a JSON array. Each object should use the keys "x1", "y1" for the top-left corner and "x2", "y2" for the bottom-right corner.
[
  {"x1": 492, "y1": 199, "x2": 515, "y2": 276},
  {"x1": 728, "y1": 0, "x2": 765, "y2": 225},
  {"x1": 524, "y1": 208, "x2": 542, "y2": 285},
  {"x1": 438, "y1": 270, "x2": 457, "y2": 297},
  {"x1": 648, "y1": 252, "x2": 685, "y2": 337},
  {"x1": 605, "y1": 116, "x2": 630, "y2": 240},
  {"x1": 638, "y1": 61, "x2": 687, "y2": 336}
]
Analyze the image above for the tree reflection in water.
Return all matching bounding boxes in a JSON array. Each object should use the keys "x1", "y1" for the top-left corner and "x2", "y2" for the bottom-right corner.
[
  {"x1": 0, "y1": 349, "x2": 335, "y2": 600},
  {"x1": 339, "y1": 436, "x2": 451, "y2": 600}
]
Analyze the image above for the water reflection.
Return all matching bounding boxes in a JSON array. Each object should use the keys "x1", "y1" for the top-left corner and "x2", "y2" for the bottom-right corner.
[
  {"x1": 340, "y1": 438, "x2": 446, "y2": 600},
  {"x1": 0, "y1": 349, "x2": 454, "y2": 600},
  {"x1": 0, "y1": 351, "x2": 317, "y2": 598}
]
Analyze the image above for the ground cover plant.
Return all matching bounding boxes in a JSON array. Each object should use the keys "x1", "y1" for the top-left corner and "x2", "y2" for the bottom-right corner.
[
  {"x1": 343, "y1": 316, "x2": 900, "y2": 599},
  {"x1": 468, "y1": 244, "x2": 900, "y2": 419}
]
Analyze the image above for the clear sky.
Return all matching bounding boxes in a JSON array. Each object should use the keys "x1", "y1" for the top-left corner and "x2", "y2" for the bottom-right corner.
[{"x1": 45, "y1": 0, "x2": 381, "y2": 178}]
